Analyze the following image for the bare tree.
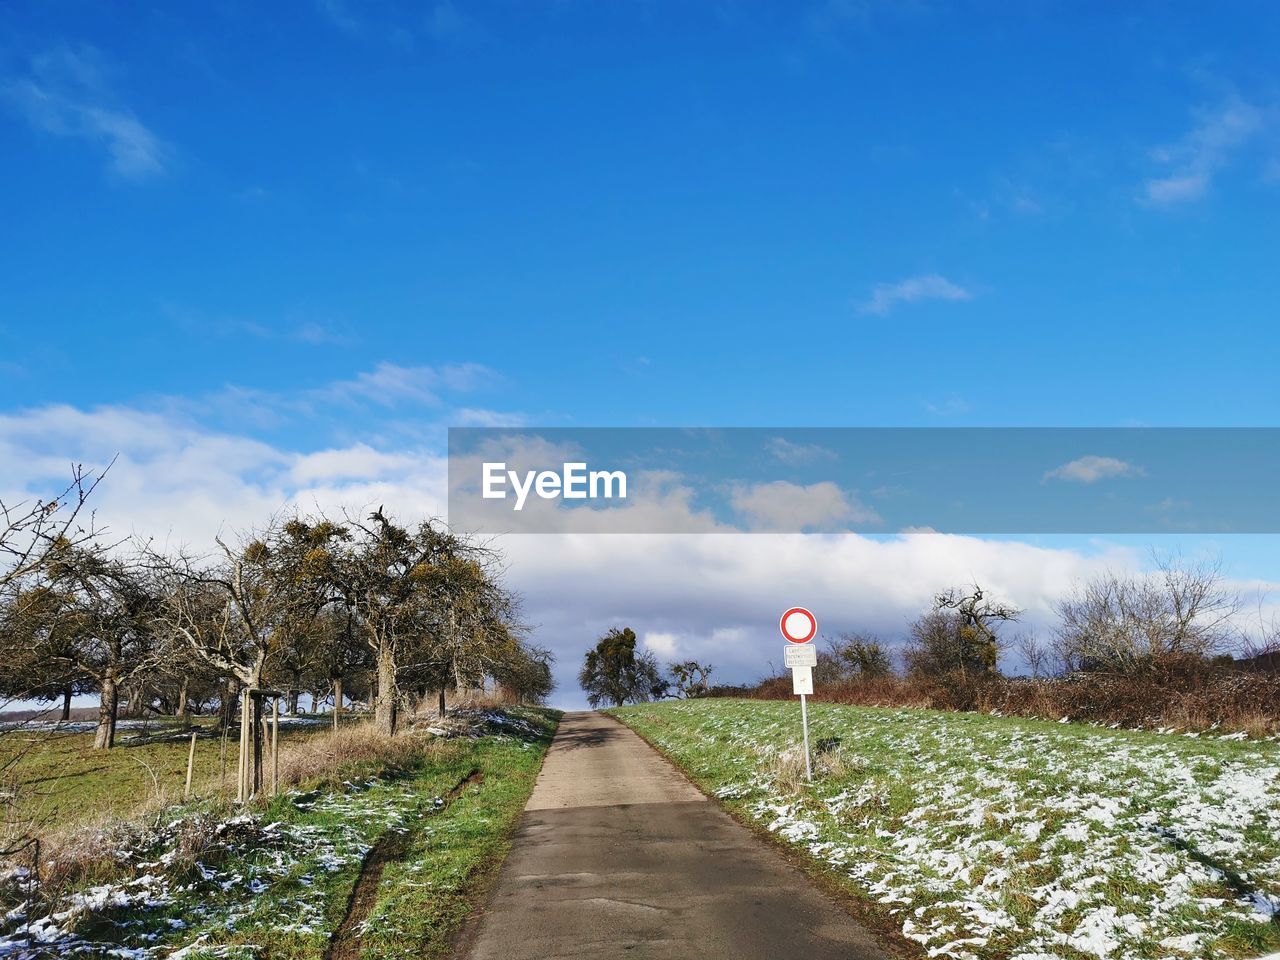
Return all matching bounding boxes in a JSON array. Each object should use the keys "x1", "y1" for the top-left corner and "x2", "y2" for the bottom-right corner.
[
  {"x1": 1, "y1": 463, "x2": 110, "y2": 590},
  {"x1": 153, "y1": 523, "x2": 320, "y2": 692},
  {"x1": 265, "y1": 517, "x2": 352, "y2": 713},
  {"x1": 827, "y1": 632, "x2": 893, "y2": 679},
  {"x1": 906, "y1": 585, "x2": 1020, "y2": 677},
  {"x1": 1053, "y1": 555, "x2": 1240, "y2": 672},
  {"x1": 47, "y1": 542, "x2": 162, "y2": 748},
  {"x1": 336, "y1": 508, "x2": 453, "y2": 735},
  {"x1": 308, "y1": 604, "x2": 370, "y2": 727},
  {"x1": 0, "y1": 466, "x2": 110, "y2": 862},
  {"x1": 669, "y1": 660, "x2": 714, "y2": 698},
  {"x1": 389, "y1": 522, "x2": 523, "y2": 718},
  {"x1": 492, "y1": 642, "x2": 555, "y2": 705},
  {"x1": 1014, "y1": 633, "x2": 1054, "y2": 678}
]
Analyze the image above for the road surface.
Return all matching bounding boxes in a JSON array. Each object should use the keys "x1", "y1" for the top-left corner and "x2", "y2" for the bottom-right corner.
[{"x1": 458, "y1": 711, "x2": 886, "y2": 960}]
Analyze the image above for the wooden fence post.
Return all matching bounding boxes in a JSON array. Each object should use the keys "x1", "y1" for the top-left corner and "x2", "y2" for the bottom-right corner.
[
  {"x1": 184, "y1": 731, "x2": 197, "y2": 800},
  {"x1": 271, "y1": 697, "x2": 280, "y2": 796},
  {"x1": 237, "y1": 689, "x2": 249, "y2": 803},
  {"x1": 219, "y1": 717, "x2": 229, "y2": 794}
]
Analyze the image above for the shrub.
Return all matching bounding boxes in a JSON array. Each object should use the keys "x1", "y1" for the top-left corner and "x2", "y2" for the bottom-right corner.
[{"x1": 746, "y1": 660, "x2": 1280, "y2": 737}]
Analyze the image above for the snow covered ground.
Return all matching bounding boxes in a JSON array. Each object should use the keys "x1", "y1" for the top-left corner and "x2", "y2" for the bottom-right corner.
[
  {"x1": 0, "y1": 708, "x2": 550, "y2": 959},
  {"x1": 0, "y1": 774, "x2": 424, "y2": 959},
  {"x1": 616, "y1": 699, "x2": 1280, "y2": 960}
]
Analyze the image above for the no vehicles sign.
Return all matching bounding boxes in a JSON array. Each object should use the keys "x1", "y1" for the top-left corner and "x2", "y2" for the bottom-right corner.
[
  {"x1": 778, "y1": 606, "x2": 817, "y2": 780},
  {"x1": 780, "y1": 607, "x2": 817, "y2": 644}
]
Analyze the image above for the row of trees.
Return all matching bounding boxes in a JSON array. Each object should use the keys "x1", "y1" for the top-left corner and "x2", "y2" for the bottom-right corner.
[
  {"x1": 810, "y1": 556, "x2": 1271, "y2": 685},
  {"x1": 578, "y1": 557, "x2": 1260, "y2": 707},
  {"x1": 0, "y1": 475, "x2": 553, "y2": 750},
  {"x1": 578, "y1": 627, "x2": 714, "y2": 707}
]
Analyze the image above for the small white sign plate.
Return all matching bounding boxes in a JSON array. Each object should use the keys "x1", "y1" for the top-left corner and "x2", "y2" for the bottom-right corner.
[
  {"x1": 791, "y1": 665, "x2": 814, "y2": 695},
  {"x1": 784, "y1": 644, "x2": 818, "y2": 667}
]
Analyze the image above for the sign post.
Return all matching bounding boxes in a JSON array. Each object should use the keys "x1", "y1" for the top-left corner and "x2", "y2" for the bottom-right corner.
[{"x1": 780, "y1": 607, "x2": 818, "y2": 781}]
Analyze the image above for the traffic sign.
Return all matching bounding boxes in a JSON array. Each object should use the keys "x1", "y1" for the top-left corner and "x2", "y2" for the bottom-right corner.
[
  {"x1": 780, "y1": 606, "x2": 817, "y2": 644},
  {"x1": 791, "y1": 665, "x2": 813, "y2": 696},
  {"x1": 778, "y1": 606, "x2": 817, "y2": 781},
  {"x1": 784, "y1": 644, "x2": 818, "y2": 668}
]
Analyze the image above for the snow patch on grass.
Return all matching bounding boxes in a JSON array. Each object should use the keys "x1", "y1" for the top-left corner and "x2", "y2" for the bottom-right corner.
[{"x1": 617, "y1": 699, "x2": 1280, "y2": 960}]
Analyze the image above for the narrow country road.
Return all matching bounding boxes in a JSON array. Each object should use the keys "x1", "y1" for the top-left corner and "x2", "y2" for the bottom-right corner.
[{"x1": 458, "y1": 711, "x2": 886, "y2": 960}]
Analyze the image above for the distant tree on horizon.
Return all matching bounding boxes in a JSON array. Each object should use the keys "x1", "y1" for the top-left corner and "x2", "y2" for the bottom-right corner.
[
  {"x1": 906, "y1": 585, "x2": 1020, "y2": 678},
  {"x1": 669, "y1": 660, "x2": 714, "y2": 698},
  {"x1": 578, "y1": 627, "x2": 667, "y2": 708}
]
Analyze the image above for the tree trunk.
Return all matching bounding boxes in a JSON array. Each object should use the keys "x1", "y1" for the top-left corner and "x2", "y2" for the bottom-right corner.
[
  {"x1": 92, "y1": 675, "x2": 119, "y2": 749},
  {"x1": 125, "y1": 683, "x2": 145, "y2": 719},
  {"x1": 175, "y1": 675, "x2": 190, "y2": 720},
  {"x1": 332, "y1": 677, "x2": 343, "y2": 732},
  {"x1": 251, "y1": 694, "x2": 264, "y2": 796},
  {"x1": 374, "y1": 646, "x2": 397, "y2": 736},
  {"x1": 218, "y1": 677, "x2": 238, "y2": 731},
  {"x1": 60, "y1": 687, "x2": 73, "y2": 722},
  {"x1": 438, "y1": 686, "x2": 446, "y2": 718},
  {"x1": 286, "y1": 689, "x2": 300, "y2": 715}
]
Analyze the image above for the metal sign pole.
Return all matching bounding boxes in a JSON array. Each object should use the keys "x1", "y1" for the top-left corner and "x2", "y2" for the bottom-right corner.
[
  {"x1": 780, "y1": 606, "x2": 818, "y2": 783},
  {"x1": 799, "y1": 692, "x2": 812, "y2": 780}
]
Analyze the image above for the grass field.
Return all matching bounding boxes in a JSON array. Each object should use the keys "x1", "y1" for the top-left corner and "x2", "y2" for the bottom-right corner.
[
  {"x1": 0, "y1": 716, "x2": 337, "y2": 835},
  {"x1": 0, "y1": 708, "x2": 558, "y2": 959},
  {"x1": 613, "y1": 699, "x2": 1280, "y2": 960}
]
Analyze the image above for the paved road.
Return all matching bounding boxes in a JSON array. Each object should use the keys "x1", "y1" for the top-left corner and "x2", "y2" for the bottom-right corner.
[{"x1": 458, "y1": 711, "x2": 886, "y2": 960}]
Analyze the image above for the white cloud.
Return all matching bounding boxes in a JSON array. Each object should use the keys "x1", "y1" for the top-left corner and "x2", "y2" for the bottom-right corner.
[
  {"x1": 10, "y1": 399, "x2": 1273, "y2": 709},
  {"x1": 923, "y1": 394, "x2": 972, "y2": 417},
  {"x1": 161, "y1": 303, "x2": 353, "y2": 347},
  {"x1": 729, "y1": 480, "x2": 880, "y2": 531},
  {"x1": 1141, "y1": 96, "x2": 1268, "y2": 207},
  {"x1": 3, "y1": 45, "x2": 167, "y2": 180},
  {"x1": 503, "y1": 530, "x2": 1147, "y2": 704},
  {"x1": 1043, "y1": 455, "x2": 1145, "y2": 485},
  {"x1": 453, "y1": 407, "x2": 528, "y2": 428},
  {"x1": 1143, "y1": 173, "x2": 1209, "y2": 206},
  {"x1": 0, "y1": 405, "x2": 448, "y2": 548},
  {"x1": 292, "y1": 322, "x2": 349, "y2": 345},
  {"x1": 766, "y1": 437, "x2": 838, "y2": 463},
  {"x1": 290, "y1": 444, "x2": 426, "y2": 484},
  {"x1": 643, "y1": 631, "x2": 680, "y2": 657},
  {"x1": 321, "y1": 362, "x2": 498, "y2": 407},
  {"x1": 859, "y1": 274, "x2": 972, "y2": 316}
]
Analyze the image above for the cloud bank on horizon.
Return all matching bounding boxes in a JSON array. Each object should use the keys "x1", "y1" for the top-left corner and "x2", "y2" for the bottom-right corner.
[{"x1": 4, "y1": 383, "x2": 1276, "y2": 708}]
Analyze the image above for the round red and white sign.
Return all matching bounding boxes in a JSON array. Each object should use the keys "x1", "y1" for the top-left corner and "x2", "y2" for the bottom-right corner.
[{"x1": 779, "y1": 606, "x2": 817, "y2": 644}]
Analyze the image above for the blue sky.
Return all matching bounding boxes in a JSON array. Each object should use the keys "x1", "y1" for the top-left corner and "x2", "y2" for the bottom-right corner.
[
  {"x1": 2, "y1": 2, "x2": 1279, "y2": 703},
  {"x1": 4, "y1": 1, "x2": 1280, "y2": 429}
]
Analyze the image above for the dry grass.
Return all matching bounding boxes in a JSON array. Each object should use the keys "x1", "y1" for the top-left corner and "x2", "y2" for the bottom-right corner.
[
  {"x1": 742, "y1": 661, "x2": 1280, "y2": 736},
  {"x1": 13, "y1": 722, "x2": 437, "y2": 903},
  {"x1": 763, "y1": 749, "x2": 809, "y2": 796},
  {"x1": 274, "y1": 723, "x2": 436, "y2": 790}
]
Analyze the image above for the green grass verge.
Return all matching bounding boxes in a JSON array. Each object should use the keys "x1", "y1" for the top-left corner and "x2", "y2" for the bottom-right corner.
[
  {"x1": 611, "y1": 698, "x2": 1280, "y2": 960},
  {"x1": 358, "y1": 720, "x2": 556, "y2": 960},
  {"x1": 1, "y1": 708, "x2": 559, "y2": 960}
]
